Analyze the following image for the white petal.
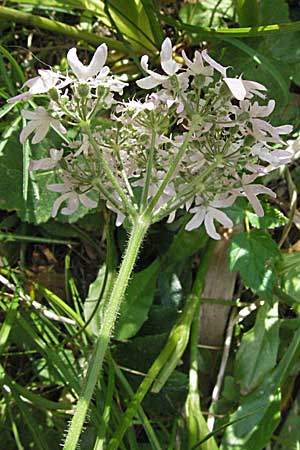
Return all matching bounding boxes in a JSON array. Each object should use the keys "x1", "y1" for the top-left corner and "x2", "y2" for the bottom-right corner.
[
  {"x1": 51, "y1": 193, "x2": 70, "y2": 217},
  {"x1": 224, "y1": 78, "x2": 247, "y2": 101},
  {"x1": 141, "y1": 55, "x2": 150, "y2": 72},
  {"x1": 274, "y1": 124, "x2": 293, "y2": 135},
  {"x1": 160, "y1": 37, "x2": 181, "y2": 75},
  {"x1": 32, "y1": 121, "x2": 49, "y2": 144},
  {"x1": 50, "y1": 118, "x2": 66, "y2": 135},
  {"x1": 21, "y1": 109, "x2": 39, "y2": 120},
  {"x1": 243, "y1": 80, "x2": 267, "y2": 92},
  {"x1": 204, "y1": 213, "x2": 221, "y2": 240},
  {"x1": 50, "y1": 148, "x2": 64, "y2": 161},
  {"x1": 7, "y1": 92, "x2": 32, "y2": 103},
  {"x1": 79, "y1": 194, "x2": 97, "y2": 209},
  {"x1": 20, "y1": 122, "x2": 37, "y2": 144},
  {"x1": 29, "y1": 158, "x2": 54, "y2": 171},
  {"x1": 185, "y1": 208, "x2": 205, "y2": 231},
  {"x1": 201, "y1": 50, "x2": 228, "y2": 77},
  {"x1": 67, "y1": 44, "x2": 107, "y2": 80},
  {"x1": 61, "y1": 194, "x2": 79, "y2": 215},
  {"x1": 47, "y1": 183, "x2": 69, "y2": 193},
  {"x1": 208, "y1": 207, "x2": 233, "y2": 228},
  {"x1": 136, "y1": 76, "x2": 162, "y2": 89}
]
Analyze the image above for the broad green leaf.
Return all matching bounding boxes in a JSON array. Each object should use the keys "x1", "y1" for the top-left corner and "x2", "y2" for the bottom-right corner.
[
  {"x1": 228, "y1": 230, "x2": 281, "y2": 301},
  {"x1": 260, "y1": 0, "x2": 289, "y2": 25},
  {"x1": 0, "y1": 126, "x2": 95, "y2": 224},
  {"x1": 280, "y1": 253, "x2": 300, "y2": 303},
  {"x1": 104, "y1": 0, "x2": 157, "y2": 53},
  {"x1": 222, "y1": 324, "x2": 300, "y2": 450},
  {"x1": 235, "y1": 303, "x2": 279, "y2": 393},
  {"x1": 246, "y1": 204, "x2": 288, "y2": 230},
  {"x1": 179, "y1": 0, "x2": 233, "y2": 28},
  {"x1": 115, "y1": 258, "x2": 160, "y2": 339},
  {"x1": 236, "y1": 0, "x2": 259, "y2": 27},
  {"x1": 163, "y1": 225, "x2": 208, "y2": 269}
]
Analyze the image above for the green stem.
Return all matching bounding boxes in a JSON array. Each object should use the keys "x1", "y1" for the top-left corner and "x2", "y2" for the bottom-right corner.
[
  {"x1": 107, "y1": 243, "x2": 215, "y2": 450},
  {"x1": 63, "y1": 216, "x2": 150, "y2": 450},
  {"x1": 85, "y1": 125, "x2": 137, "y2": 218},
  {"x1": 140, "y1": 127, "x2": 156, "y2": 211},
  {"x1": 185, "y1": 242, "x2": 219, "y2": 450},
  {"x1": 145, "y1": 126, "x2": 195, "y2": 215},
  {"x1": 152, "y1": 160, "x2": 219, "y2": 223}
]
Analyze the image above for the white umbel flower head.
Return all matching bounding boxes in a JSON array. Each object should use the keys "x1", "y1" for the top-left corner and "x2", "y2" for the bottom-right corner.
[{"x1": 67, "y1": 44, "x2": 108, "y2": 81}]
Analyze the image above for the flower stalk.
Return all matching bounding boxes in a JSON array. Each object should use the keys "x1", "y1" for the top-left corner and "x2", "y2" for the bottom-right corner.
[{"x1": 63, "y1": 215, "x2": 150, "y2": 450}]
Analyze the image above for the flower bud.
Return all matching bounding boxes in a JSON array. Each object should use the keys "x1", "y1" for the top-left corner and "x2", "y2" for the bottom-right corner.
[
  {"x1": 77, "y1": 83, "x2": 90, "y2": 98},
  {"x1": 48, "y1": 87, "x2": 59, "y2": 102},
  {"x1": 97, "y1": 85, "x2": 109, "y2": 102}
]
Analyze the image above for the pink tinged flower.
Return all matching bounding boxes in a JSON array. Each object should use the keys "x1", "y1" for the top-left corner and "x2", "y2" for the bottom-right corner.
[
  {"x1": 251, "y1": 119, "x2": 293, "y2": 144},
  {"x1": 20, "y1": 107, "x2": 66, "y2": 144},
  {"x1": 29, "y1": 148, "x2": 63, "y2": 171},
  {"x1": 7, "y1": 92, "x2": 32, "y2": 103},
  {"x1": 7, "y1": 70, "x2": 70, "y2": 103},
  {"x1": 251, "y1": 143, "x2": 292, "y2": 167},
  {"x1": 67, "y1": 44, "x2": 108, "y2": 81},
  {"x1": 241, "y1": 174, "x2": 276, "y2": 217},
  {"x1": 185, "y1": 205, "x2": 233, "y2": 240},
  {"x1": 48, "y1": 182, "x2": 97, "y2": 217}
]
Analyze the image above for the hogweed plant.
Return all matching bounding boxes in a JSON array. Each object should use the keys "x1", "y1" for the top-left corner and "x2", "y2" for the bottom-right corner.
[{"x1": 9, "y1": 38, "x2": 292, "y2": 449}]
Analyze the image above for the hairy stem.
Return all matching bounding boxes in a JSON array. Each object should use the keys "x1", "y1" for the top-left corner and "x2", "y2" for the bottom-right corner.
[{"x1": 63, "y1": 216, "x2": 150, "y2": 450}]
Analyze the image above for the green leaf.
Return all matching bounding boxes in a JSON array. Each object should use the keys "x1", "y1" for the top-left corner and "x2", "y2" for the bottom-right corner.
[
  {"x1": 236, "y1": 0, "x2": 259, "y2": 27},
  {"x1": 228, "y1": 230, "x2": 281, "y2": 301},
  {"x1": 0, "y1": 125, "x2": 94, "y2": 224},
  {"x1": 260, "y1": 0, "x2": 289, "y2": 25},
  {"x1": 246, "y1": 203, "x2": 288, "y2": 229},
  {"x1": 234, "y1": 303, "x2": 280, "y2": 393},
  {"x1": 179, "y1": 0, "x2": 233, "y2": 28},
  {"x1": 280, "y1": 253, "x2": 300, "y2": 303},
  {"x1": 222, "y1": 322, "x2": 300, "y2": 450},
  {"x1": 163, "y1": 224, "x2": 208, "y2": 269},
  {"x1": 115, "y1": 258, "x2": 160, "y2": 340}
]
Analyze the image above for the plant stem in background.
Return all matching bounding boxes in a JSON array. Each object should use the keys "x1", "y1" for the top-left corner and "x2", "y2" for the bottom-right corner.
[
  {"x1": 63, "y1": 216, "x2": 150, "y2": 450},
  {"x1": 185, "y1": 241, "x2": 219, "y2": 450}
]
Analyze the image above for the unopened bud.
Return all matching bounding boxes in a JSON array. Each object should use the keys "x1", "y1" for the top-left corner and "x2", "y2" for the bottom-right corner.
[
  {"x1": 48, "y1": 87, "x2": 59, "y2": 102},
  {"x1": 97, "y1": 85, "x2": 109, "y2": 101},
  {"x1": 78, "y1": 83, "x2": 90, "y2": 98}
]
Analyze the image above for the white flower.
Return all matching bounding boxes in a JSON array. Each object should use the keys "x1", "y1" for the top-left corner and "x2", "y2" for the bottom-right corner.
[
  {"x1": 185, "y1": 197, "x2": 234, "y2": 240},
  {"x1": 251, "y1": 119, "x2": 293, "y2": 144},
  {"x1": 7, "y1": 70, "x2": 70, "y2": 103},
  {"x1": 136, "y1": 38, "x2": 184, "y2": 90},
  {"x1": 20, "y1": 107, "x2": 66, "y2": 144},
  {"x1": 201, "y1": 50, "x2": 267, "y2": 101},
  {"x1": 182, "y1": 50, "x2": 213, "y2": 82},
  {"x1": 29, "y1": 148, "x2": 63, "y2": 171},
  {"x1": 251, "y1": 143, "x2": 292, "y2": 167},
  {"x1": 239, "y1": 174, "x2": 276, "y2": 216},
  {"x1": 67, "y1": 44, "x2": 108, "y2": 81},
  {"x1": 48, "y1": 178, "x2": 97, "y2": 216}
]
